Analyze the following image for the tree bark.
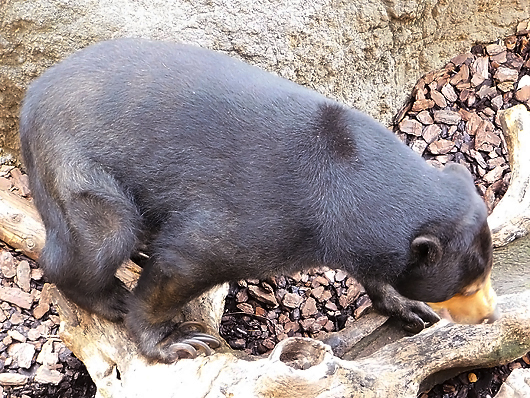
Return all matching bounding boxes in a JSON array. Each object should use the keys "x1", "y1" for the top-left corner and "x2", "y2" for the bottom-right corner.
[
  {"x1": 0, "y1": 190, "x2": 44, "y2": 260},
  {"x1": 489, "y1": 104, "x2": 530, "y2": 247}
]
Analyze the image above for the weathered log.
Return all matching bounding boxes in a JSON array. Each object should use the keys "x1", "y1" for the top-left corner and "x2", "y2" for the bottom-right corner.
[
  {"x1": 50, "y1": 287, "x2": 530, "y2": 398},
  {"x1": 0, "y1": 190, "x2": 44, "y2": 260},
  {"x1": 489, "y1": 104, "x2": 530, "y2": 247}
]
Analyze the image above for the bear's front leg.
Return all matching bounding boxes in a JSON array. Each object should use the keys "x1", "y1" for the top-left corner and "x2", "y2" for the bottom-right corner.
[{"x1": 125, "y1": 256, "x2": 221, "y2": 363}]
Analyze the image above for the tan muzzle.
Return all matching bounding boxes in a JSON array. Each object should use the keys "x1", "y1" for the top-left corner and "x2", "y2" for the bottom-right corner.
[{"x1": 427, "y1": 272, "x2": 499, "y2": 324}]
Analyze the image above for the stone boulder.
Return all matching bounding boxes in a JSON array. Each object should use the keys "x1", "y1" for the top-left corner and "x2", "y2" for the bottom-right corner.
[{"x1": 0, "y1": 0, "x2": 529, "y2": 156}]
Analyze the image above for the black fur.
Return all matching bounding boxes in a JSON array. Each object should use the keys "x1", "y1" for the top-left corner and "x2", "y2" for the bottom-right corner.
[{"x1": 19, "y1": 38, "x2": 492, "y2": 361}]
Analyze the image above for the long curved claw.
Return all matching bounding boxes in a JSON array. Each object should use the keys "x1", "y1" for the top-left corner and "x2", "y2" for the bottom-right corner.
[
  {"x1": 154, "y1": 322, "x2": 222, "y2": 362},
  {"x1": 193, "y1": 333, "x2": 221, "y2": 348},
  {"x1": 168, "y1": 343, "x2": 198, "y2": 359},
  {"x1": 181, "y1": 338, "x2": 213, "y2": 356}
]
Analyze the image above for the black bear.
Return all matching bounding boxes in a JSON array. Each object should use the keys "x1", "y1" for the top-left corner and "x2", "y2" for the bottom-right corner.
[{"x1": 19, "y1": 38, "x2": 497, "y2": 363}]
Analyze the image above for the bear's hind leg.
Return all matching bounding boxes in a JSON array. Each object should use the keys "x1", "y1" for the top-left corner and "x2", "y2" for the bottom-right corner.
[{"x1": 41, "y1": 188, "x2": 139, "y2": 321}]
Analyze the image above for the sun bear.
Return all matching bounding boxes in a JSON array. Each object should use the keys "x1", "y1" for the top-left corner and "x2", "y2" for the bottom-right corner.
[{"x1": 19, "y1": 38, "x2": 497, "y2": 362}]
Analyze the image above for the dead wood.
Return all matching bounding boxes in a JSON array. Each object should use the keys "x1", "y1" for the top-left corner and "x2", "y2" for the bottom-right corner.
[
  {"x1": 488, "y1": 104, "x2": 530, "y2": 246},
  {"x1": 0, "y1": 190, "x2": 44, "y2": 260},
  {"x1": 50, "y1": 286, "x2": 530, "y2": 398}
]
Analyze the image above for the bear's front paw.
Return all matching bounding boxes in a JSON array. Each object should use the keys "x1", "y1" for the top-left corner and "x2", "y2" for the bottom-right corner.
[
  {"x1": 127, "y1": 319, "x2": 221, "y2": 363},
  {"x1": 396, "y1": 300, "x2": 440, "y2": 333},
  {"x1": 160, "y1": 321, "x2": 221, "y2": 361},
  {"x1": 364, "y1": 281, "x2": 440, "y2": 333}
]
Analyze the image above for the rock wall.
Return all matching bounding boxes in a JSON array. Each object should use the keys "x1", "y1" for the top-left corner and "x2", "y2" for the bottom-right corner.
[{"x1": 0, "y1": 0, "x2": 529, "y2": 156}]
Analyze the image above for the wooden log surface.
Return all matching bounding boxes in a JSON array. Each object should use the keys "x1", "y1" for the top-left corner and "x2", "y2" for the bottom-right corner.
[
  {"x1": 52, "y1": 287, "x2": 530, "y2": 398},
  {"x1": 489, "y1": 104, "x2": 530, "y2": 246},
  {"x1": 0, "y1": 189, "x2": 44, "y2": 261}
]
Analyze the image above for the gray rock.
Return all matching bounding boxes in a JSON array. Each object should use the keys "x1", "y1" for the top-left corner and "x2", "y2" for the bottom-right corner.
[
  {"x1": 34, "y1": 365, "x2": 63, "y2": 385},
  {"x1": 0, "y1": 373, "x2": 28, "y2": 386},
  {"x1": 495, "y1": 368, "x2": 530, "y2": 398},
  {"x1": 7, "y1": 343, "x2": 35, "y2": 369}
]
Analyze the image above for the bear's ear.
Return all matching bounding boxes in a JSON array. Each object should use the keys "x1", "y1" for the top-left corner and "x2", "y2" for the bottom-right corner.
[{"x1": 411, "y1": 235, "x2": 442, "y2": 266}]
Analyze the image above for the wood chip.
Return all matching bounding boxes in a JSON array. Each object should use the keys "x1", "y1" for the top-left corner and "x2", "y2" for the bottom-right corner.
[
  {"x1": 422, "y1": 124, "x2": 442, "y2": 144},
  {"x1": 7, "y1": 330, "x2": 26, "y2": 343},
  {"x1": 248, "y1": 285, "x2": 278, "y2": 307},
  {"x1": 475, "y1": 122, "x2": 501, "y2": 150},
  {"x1": 301, "y1": 297, "x2": 318, "y2": 317},
  {"x1": 33, "y1": 283, "x2": 53, "y2": 319},
  {"x1": 433, "y1": 110, "x2": 461, "y2": 125},
  {"x1": 34, "y1": 365, "x2": 64, "y2": 385},
  {"x1": 412, "y1": 99, "x2": 435, "y2": 112},
  {"x1": 459, "y1": 89, "x2": 473, "y2": 103},
  {"x1": 449, "y1": 64, "x2": 469, "y2": 85},
  {"x1": 466, "y1": 113, "x2": 484, "y2": 136},
  {"x1": 353, "y1": 295, "x2": 372, "y2": 318},
  {"x1": 235, "y1": 289, "x2": 248, "y2": 303},
  {"x1": 515, "y1": 86, "x2": 530, "y2": 102},
  {"x1": 429, "y1": 89, "x2": 447, "y2": 108},
  {"x1": 7, "y1": 343, "x2": 35, "y2": 369},
  {"x1": 491, "y1": 95, "x2": 504, "y2": 111},
  {"x1": 411, "y1": 138, "x2": 428, "y2": 155},
  {"x1": 486, "y1": 43, "x2": 506, "y2": 56},
  {"x1": 0, "y1": 178, "x2": 12, "y2": 191},
  {"x1": 0, "y1": 373, "x2": 29, "y2": 386},
  {"x1": 491, "y1": 51, "x2": 507, "y2": 64},
  {"x1": 497, "y1": 81, "x2": 515, "y2": 93},
  {"x1": 9, "y1": 169, "x2": 31, "y2": 197},
  {"x1": 0, "y1": 251, "x2": 16, "y2": 279},
  {"x1": 236, "y1": 303, "x2": 253, "y2": 314},
  {"x1": 469, "y1": 150, "x2": 488, "y2": 169},
  {"x1": 477, "y1": 85, "x2": 497, "y2": 99},
  {"x1": 450, "y1": 53, "x2": 473, "y2": 66},
  {"x1": 416, "y1": 110, "x2": 433, "y2": 125},
  {"x1": 494, "y1": 67, "x2": 519, "y2": 83},
  {"x1": 300, "y1": 318, "x2": 320, "y2": 333},
  {"x1": 483, "y1": 165, "x2": 505, "y2": 184},
  {"x1": 441, "y1": 84, "x2": 458, "y2": 102},
  {"x1": 428, "y1": 139, "x2": 455, "y2": 155},
  {"x1": 471, "y1": 56, "x2": 489, "y2": 85},
  {"x1": 16, "y1": 261, "x2": 31, "y2": 293},
  {"x1": 282, "y1": 293, "x2": 302, "y2": 309},
  {"x1": 0, "y1": 287, "x2": 33, "y2": 310}
]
